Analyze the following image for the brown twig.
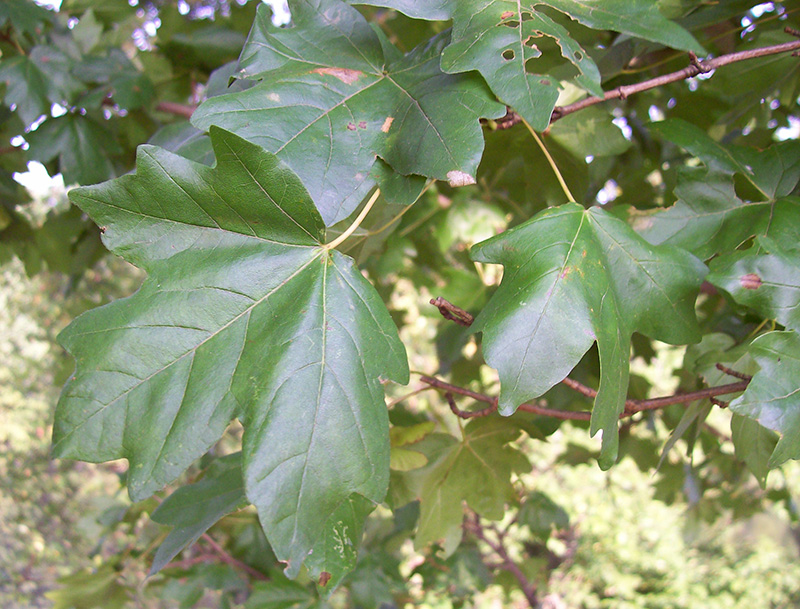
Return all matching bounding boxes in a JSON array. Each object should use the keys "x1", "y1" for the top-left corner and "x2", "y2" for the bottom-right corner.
[
  {"x1": 715, "y1": 363, "x2": 753, "y2": 380},
  {"x1": 494, "y1": 34, "x2": 800, "y2": 129},
  {"x1": 431, "y1": 296, "x2": 474, "y2": 326},
  {"x1": 464, "y1": 512, "x2": 539, "y2": 607},
  {"x1": 420, "y1": 375, "x2": 749, "y2": 422},
  {"x1": 200, "y1": 533, "x2": 268, "y2": 581},
  {"x1": 155, "y1": 101, "x2": 197, "y2": 118}
]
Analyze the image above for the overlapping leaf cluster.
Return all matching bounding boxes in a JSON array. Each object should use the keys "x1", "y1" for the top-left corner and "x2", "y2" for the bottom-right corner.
[{"x1": 2, "y1": 0, "x2": 799, "y2": 596}]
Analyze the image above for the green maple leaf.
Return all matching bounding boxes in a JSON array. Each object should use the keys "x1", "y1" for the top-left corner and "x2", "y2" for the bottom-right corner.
[
  {"x1": 27, "y1": 114, "x2": 122, "y2": 185},
  {"x1": 54, "y1": 127, "x2": 408, "y2": 581},
  {"x1": 730, "y1": 331, "x2": 800, "y2": 468},
  {"x1": 640, "y1": 119, "x2": 800, "y2": 259},
  {"x1": 471, "y1": 202, "x2": 706, "y2": 467},
  {"x1": 393, "y1": 419, "x2": 529, "y2": 555},
  {"x1": 192, "y1": 0, "x2": 506, "y2": 225},
  {"x1": 440, "y1": 1, "x2": 603, "y2": 131}
]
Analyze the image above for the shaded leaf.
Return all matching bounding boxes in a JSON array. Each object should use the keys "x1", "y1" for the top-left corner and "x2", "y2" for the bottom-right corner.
[
  {"x1": 518, "y1": 491, "x2": 569, "y2": 541},
  {"x1": 246, "y1": 579, "x2": 326, "y2": 609},
  {"x1": 27, "y1": 114, "x2": 121, "y2": 185},
  {"x1": 729, "y1": 331, "x2": 800, "y2": 468},
  {"x1": 540, "y1": 0, "x2": 703, "y2": 52},
  {"x1": 192, "y1": 0, "x2": 505, "y2": 225},
  {"x1": 471, "y1": 202, "x2": 706, "y2": 466},
  {"x1": 412, "y1": 419, "x2": 529, "y2": 555},
  {"x1": 548, "y1": 106, "x2": 631, "y2": 159},
  {"x1": 45, "y1": 565, "x2": 130, "y2": 609},
  {"x1": 0, "y1": 0, "x2": 52, "y2": 35},
  {"x1": 150, "y1": 453, "x2": 247, "y2": 575},
  {"x1": 731, "y1": 414, "x2": 778, "y2": 489},
  {"x1": 54, "y1": 127, "x2": 408, "y2": 581},
  {"x1": 640, "y1": 120, "x2": 800, "y2": 258},
  {"x1": 0, "y1": 55, "x2": 50, "y2": 126}
]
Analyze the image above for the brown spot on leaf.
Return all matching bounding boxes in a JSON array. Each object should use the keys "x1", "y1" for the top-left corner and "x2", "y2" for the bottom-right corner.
[
  {"x1": 318, "y1": 571, "x2": 332, "y2": 587},
  {"x1": 381, "y1": 116, "x2": 394, "y2": 133},
  {"x1": 347, "y1": 122, "x2": 357, "y2": 131},
  {"x1": 313, "y1": 67, "x2": 362, "y2": 84},
  {"x1": 740, "y1": 273, "x2": 762, "y2": 290},
  {"x1": 501, "y1": 10, "x2": 514, "y2": 19},
  {"x1": 358, "y1": 121, "x2": 367, "y2": 129}
]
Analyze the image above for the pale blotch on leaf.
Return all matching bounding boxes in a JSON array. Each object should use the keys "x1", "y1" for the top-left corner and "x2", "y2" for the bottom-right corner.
[
  {"x1": 381, "y1": 116, "x2": 394, "y2": 133},
  {"x1": 267, "y1": 92, "x2": 280, "y2": 102},
  {"x1": 447, "y1": 170, "x2": 476, "y2": 187},
  {"x1": 740, "y1": 273, "x2": 762, "y2": 290},
  {"x1": 312, "y1": 67, "x2": 362, "y2": 84}
]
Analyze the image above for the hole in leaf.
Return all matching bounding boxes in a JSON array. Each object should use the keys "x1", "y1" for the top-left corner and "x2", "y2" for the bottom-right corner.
[
  {"x1": 500, "y1": 19, "x2": 520, "y2": 27},
  {"x1": 521, "y1": 11, "x2": 534, "y2": 21},
  {"x1": 574, "y1": 51, "x2": 583, "y2": 61},
  {"x1": 502, "y1": 49, "x2": 515, "y2": 60},
  {"x1": 523, "y1": 36, "x2": 537, "y2": 48}
]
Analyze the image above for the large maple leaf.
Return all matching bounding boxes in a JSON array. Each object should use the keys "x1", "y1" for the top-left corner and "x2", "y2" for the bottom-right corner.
[
  {"x1": 53, "y1": 127, "x2": 409, "y2": 581},
  {"x1": 191, "y1": 0, "x2": 506, "y2": 226},
  {"x1": 470, "y1": 202, "x2": 706, "y2": 466}
]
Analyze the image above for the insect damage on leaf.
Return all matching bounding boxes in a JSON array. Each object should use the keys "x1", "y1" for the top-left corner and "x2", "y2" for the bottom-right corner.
[{"x1": 447, "y1": 170, "x2": 477, "y2": 187}]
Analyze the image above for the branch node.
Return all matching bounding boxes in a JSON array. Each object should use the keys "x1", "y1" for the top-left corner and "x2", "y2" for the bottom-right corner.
[
  {"x1": 710, "y1": 397, "x2": 729, "y2": 409},
  {"x1": 786, "y1": 26, "x2": 800, "y2": 38}
]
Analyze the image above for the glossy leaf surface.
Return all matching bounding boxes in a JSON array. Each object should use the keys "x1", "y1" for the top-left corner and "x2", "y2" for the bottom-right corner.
[
  {"x1": 192, "y1": 0, "x2": 505, "y2": 225},
  {"x1": 55, "y1": 127, "x2": 408, "y2": 580},
  {"x1": 471, "y1": 203, "x2": 705, "y2": 466}
]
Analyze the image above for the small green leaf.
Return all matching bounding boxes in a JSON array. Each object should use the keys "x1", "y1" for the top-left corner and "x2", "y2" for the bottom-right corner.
[
  {"x1": 0, "y1": 56, "x2": 50, "y2": 126},
  {"x1": 729, "y1": 331, "x2": 800, "y2": 468},
  {"x1": 246, "y1": 579, "x2": 325, "y2": 609},
  {"x1": 390, "y1": 447, "x2": 428, "y2": 471},
  {"x1": 192, "y1": 0, "x2": 505, "y2": 225},
  {"x1": 471, "y1": 202, "x2": 706, "y2": 467},
  {"x1": 548, "y1": 107, "x2": 632, "y2": 159}
]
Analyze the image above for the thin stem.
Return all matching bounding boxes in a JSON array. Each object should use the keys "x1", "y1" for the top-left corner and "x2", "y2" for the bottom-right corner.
[
  {"x1": 324, "y1": 188, "x2": 381, "y2": 250},
  {"x1": 523, "y1": 118, "x2": 575, "y2": 203},
  {"x1": 200, "y1": 533, "x2": 269, "y2": 581},
  {"x1": 421, "y1": 375, "x2": 749, "y2": 422},
  {"x1": 465, "y1": 513, "x2": 539, "y2": 607},
  {"x1": 154, "y1": 101, "x2": 196, "y2": 118}
]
